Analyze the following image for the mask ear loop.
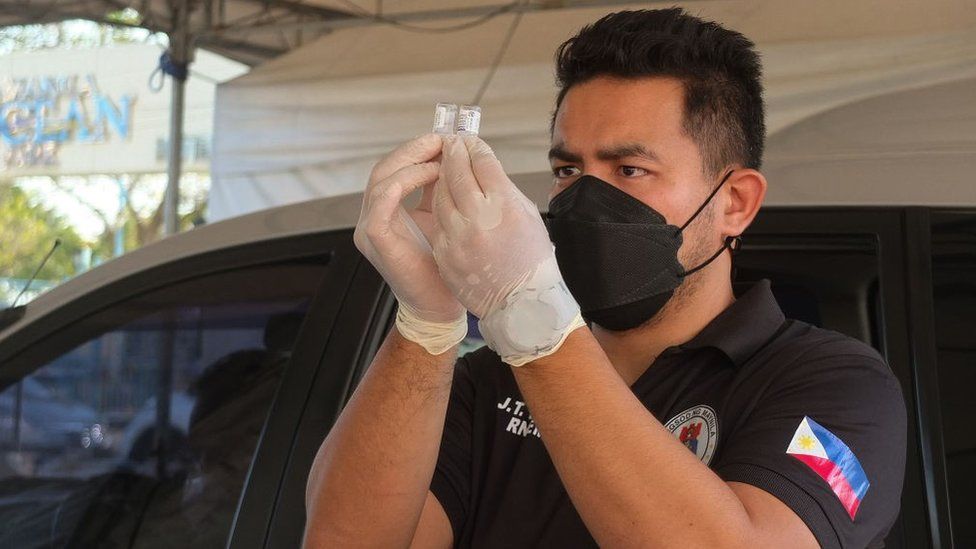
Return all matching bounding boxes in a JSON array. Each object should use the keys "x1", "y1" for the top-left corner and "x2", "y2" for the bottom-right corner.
[
  {"x1": 680, "y1": 234, "x2": 741, "y2": 278},
  {"x1": 673, "y1": 169, "x2": 739, "y2": 278},
  {"x1": 674, "y1": 169, "x2": 736, "y2": 237}
]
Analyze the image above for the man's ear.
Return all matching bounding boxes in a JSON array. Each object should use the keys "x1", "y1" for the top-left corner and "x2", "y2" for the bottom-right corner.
[{"x1": 721, "y1": 168, "x2": 766, "y2": 237}]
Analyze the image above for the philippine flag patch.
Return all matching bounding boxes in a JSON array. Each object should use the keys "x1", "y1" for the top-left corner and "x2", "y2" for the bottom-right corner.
[{"x1": 786, "y1": 416, "x2": 870, "y2": 520}]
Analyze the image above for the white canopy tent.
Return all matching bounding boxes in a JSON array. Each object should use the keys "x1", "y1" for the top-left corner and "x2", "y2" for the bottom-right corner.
[{"x1": 209, "y1": 0, "x2": 976, "y2": 220}]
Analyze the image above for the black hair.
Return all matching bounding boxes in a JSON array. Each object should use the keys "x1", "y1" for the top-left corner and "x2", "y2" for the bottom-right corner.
[{"x1": 553, "y1": 8, "x2": 765, "y2": 176}]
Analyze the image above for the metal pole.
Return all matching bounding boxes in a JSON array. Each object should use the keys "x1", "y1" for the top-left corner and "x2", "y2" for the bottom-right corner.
[
  {"x1": 163, "y1": 79, "x2": 185, "y2": 235},
  {"x1": 164, "y1": 0, "x2": 192, "y2": 236}
]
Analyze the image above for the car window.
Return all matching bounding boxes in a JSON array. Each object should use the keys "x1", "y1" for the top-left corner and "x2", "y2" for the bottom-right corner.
[
  {"x1": 0, "y1": 259, "x2": 329, "y2": 548},
  {"x1": 931, "y1": 211, "x2": 976, "y2": 548}
]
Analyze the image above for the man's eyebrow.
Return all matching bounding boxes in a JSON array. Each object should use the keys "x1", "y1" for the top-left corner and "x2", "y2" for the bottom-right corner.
[
  {"x1": 596, "y1": 143, "x2": 661, "y2": 163},
  {"x1": 547, "y1": 143, "x2": 662, "y2": 164},
  {"x1": 548, "y1": 145, "x2": 583, "y2": 163}
]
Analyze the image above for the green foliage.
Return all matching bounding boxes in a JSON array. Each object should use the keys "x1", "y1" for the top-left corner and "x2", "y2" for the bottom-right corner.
[{"x1": 0, "y1": 184, "x2": 86, "y2": 281}]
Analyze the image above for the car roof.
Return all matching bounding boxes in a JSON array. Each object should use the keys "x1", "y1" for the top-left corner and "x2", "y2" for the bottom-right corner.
[{"x1": 2, "y1": 172, "x2": 973, "y2": 341}]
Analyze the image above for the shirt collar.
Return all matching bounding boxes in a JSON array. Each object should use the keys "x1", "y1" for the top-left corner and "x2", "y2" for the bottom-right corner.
[{"x1": 674, "y1": 279, "x2": 786, "y2": 367}]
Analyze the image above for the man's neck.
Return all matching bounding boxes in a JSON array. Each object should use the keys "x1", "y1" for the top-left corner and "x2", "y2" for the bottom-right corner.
[{"x1": 591, "y1": 276, "x2": 735, "y2": 386}]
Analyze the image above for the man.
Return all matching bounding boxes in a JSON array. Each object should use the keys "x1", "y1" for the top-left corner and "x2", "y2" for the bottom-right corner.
[{"x1": 304, "y1": 8, "x2": 906, "y2": 548}]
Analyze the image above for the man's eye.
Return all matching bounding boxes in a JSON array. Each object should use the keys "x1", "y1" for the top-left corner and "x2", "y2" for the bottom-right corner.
[
  {"x1": 552, "y1": 166, "x2": 581, "y2": 179},
  {"x1": 618, "y1": 166, "x2": 649, "y2": 177}
]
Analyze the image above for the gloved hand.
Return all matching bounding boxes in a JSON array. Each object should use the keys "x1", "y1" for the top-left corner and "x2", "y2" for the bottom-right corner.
[
  {"x1": 354, "y1": 134, "x2": 467, "y2": 355},
  {"x1": 430, "y1": 135, "x2": 585, "y2": 366}
]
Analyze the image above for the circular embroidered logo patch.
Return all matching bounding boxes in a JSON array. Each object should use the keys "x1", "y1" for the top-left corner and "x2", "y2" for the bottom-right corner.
[{"x1": 664, "y1": 405, "x2": 719, "y2": 466}]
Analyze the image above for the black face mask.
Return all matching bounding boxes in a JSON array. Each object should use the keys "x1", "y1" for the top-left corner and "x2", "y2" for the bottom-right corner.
[{"x1": 545, "y1": 170, "x2": 740, "y2": 331}]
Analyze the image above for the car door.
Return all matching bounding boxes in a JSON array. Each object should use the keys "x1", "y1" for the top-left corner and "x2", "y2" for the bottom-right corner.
[{"x1": 0, "y1": 230, "x2": 359, "y2": 549}]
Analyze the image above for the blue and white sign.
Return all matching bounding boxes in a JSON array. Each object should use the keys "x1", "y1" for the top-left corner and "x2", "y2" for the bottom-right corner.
[{"x1": 1, "y1": 75, "x2": 135, "y2": 167}]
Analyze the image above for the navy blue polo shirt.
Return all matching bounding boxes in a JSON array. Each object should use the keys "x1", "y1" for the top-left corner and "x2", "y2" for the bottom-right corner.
[{"x1": 430, "y1": 279, "x2": 907, "y2": 548}]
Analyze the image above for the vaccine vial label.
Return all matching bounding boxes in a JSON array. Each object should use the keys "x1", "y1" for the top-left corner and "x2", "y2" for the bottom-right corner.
[
  {"x1": 456, "y1": 105, "x2": 481, "y2": 136},
  {"x1": 433, "y1": 103, "x2": 458, "y2": 134}
]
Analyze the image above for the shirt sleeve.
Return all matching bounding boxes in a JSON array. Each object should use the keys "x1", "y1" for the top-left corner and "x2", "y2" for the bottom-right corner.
[
  {"x1": 429, "y1": 353, "x2": 476, "y2": 546},
  {"x1": 712, "y1": 343, "x2": 907, "y2": 549}
]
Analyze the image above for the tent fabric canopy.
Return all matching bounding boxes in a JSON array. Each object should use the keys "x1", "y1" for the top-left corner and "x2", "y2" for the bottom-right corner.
[
  {"x1": 0, "y1": 0, "x2": 354, "y2": 66},
  {"x1": 0, "y1": 1, "x2": 647, "y2": 66},
  {"x1": 208, "y1": 0, "x2": 976, "y2": 220}
]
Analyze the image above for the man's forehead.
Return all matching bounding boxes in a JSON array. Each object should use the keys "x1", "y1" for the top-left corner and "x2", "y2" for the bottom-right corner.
[
  {"x1": 552, "y1": 79, "x2": 689, "y2": 155},
  {"x1": 555, "y1": 76, "x2": 686, "y2": 122}
]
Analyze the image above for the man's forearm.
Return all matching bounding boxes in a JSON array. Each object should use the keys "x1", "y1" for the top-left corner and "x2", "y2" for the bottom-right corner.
[
  {"x1": 304, "y1": 328, "x2": 456, "y2": 547},
  {"x1": 511, "y1": 328, "x2": 755, "y2": 549}
]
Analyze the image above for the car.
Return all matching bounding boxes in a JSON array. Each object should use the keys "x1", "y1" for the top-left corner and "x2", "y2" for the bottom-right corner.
[{"x1": 0, "y1": 175, "x2": 972, "y2": 548}]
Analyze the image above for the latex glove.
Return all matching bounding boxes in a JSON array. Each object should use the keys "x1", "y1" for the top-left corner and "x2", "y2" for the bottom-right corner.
[
  {"x1": 354, "y1": 134, "x2": 467, "y2": 354},
  {"x1": 430, "y1": 135, "x2": 585, "y2": 366}
]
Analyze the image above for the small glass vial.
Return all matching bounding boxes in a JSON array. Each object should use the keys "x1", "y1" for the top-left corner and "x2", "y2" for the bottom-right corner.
[
  {"x1": 456, "y1": 105, "x2": 481, "y2": 136},
  {"x1": 432, "y1": 103, "x2": 458, "y2": 135}
]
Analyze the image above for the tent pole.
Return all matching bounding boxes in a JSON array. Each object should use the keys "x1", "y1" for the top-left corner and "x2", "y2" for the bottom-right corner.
[
  {"x1": 164, "y1": 0, "x2": 191, "y2": 236},
  {"x1": 163, "y1": 77, "x2": 185, "y2": 236}
]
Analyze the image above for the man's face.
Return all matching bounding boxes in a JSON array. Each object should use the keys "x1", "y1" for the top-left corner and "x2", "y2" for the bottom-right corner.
[
  {"x1": 549, "y1": 75, "x2": 711, "y2": 217},
  {"x1": 549, "y1": 75, "x2": 720, "y2": 277}
]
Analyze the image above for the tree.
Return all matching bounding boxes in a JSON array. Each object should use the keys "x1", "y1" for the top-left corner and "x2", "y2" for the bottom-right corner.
[
  {"x1": 0, "y1": 174, "x2": 207, "y2": 305},
  {"x1": 39, "y1": 173, "x2": 209, "y2": 256},
  {"x1": 0, "y1": 183, "x2": 86, "y2": 284}
]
